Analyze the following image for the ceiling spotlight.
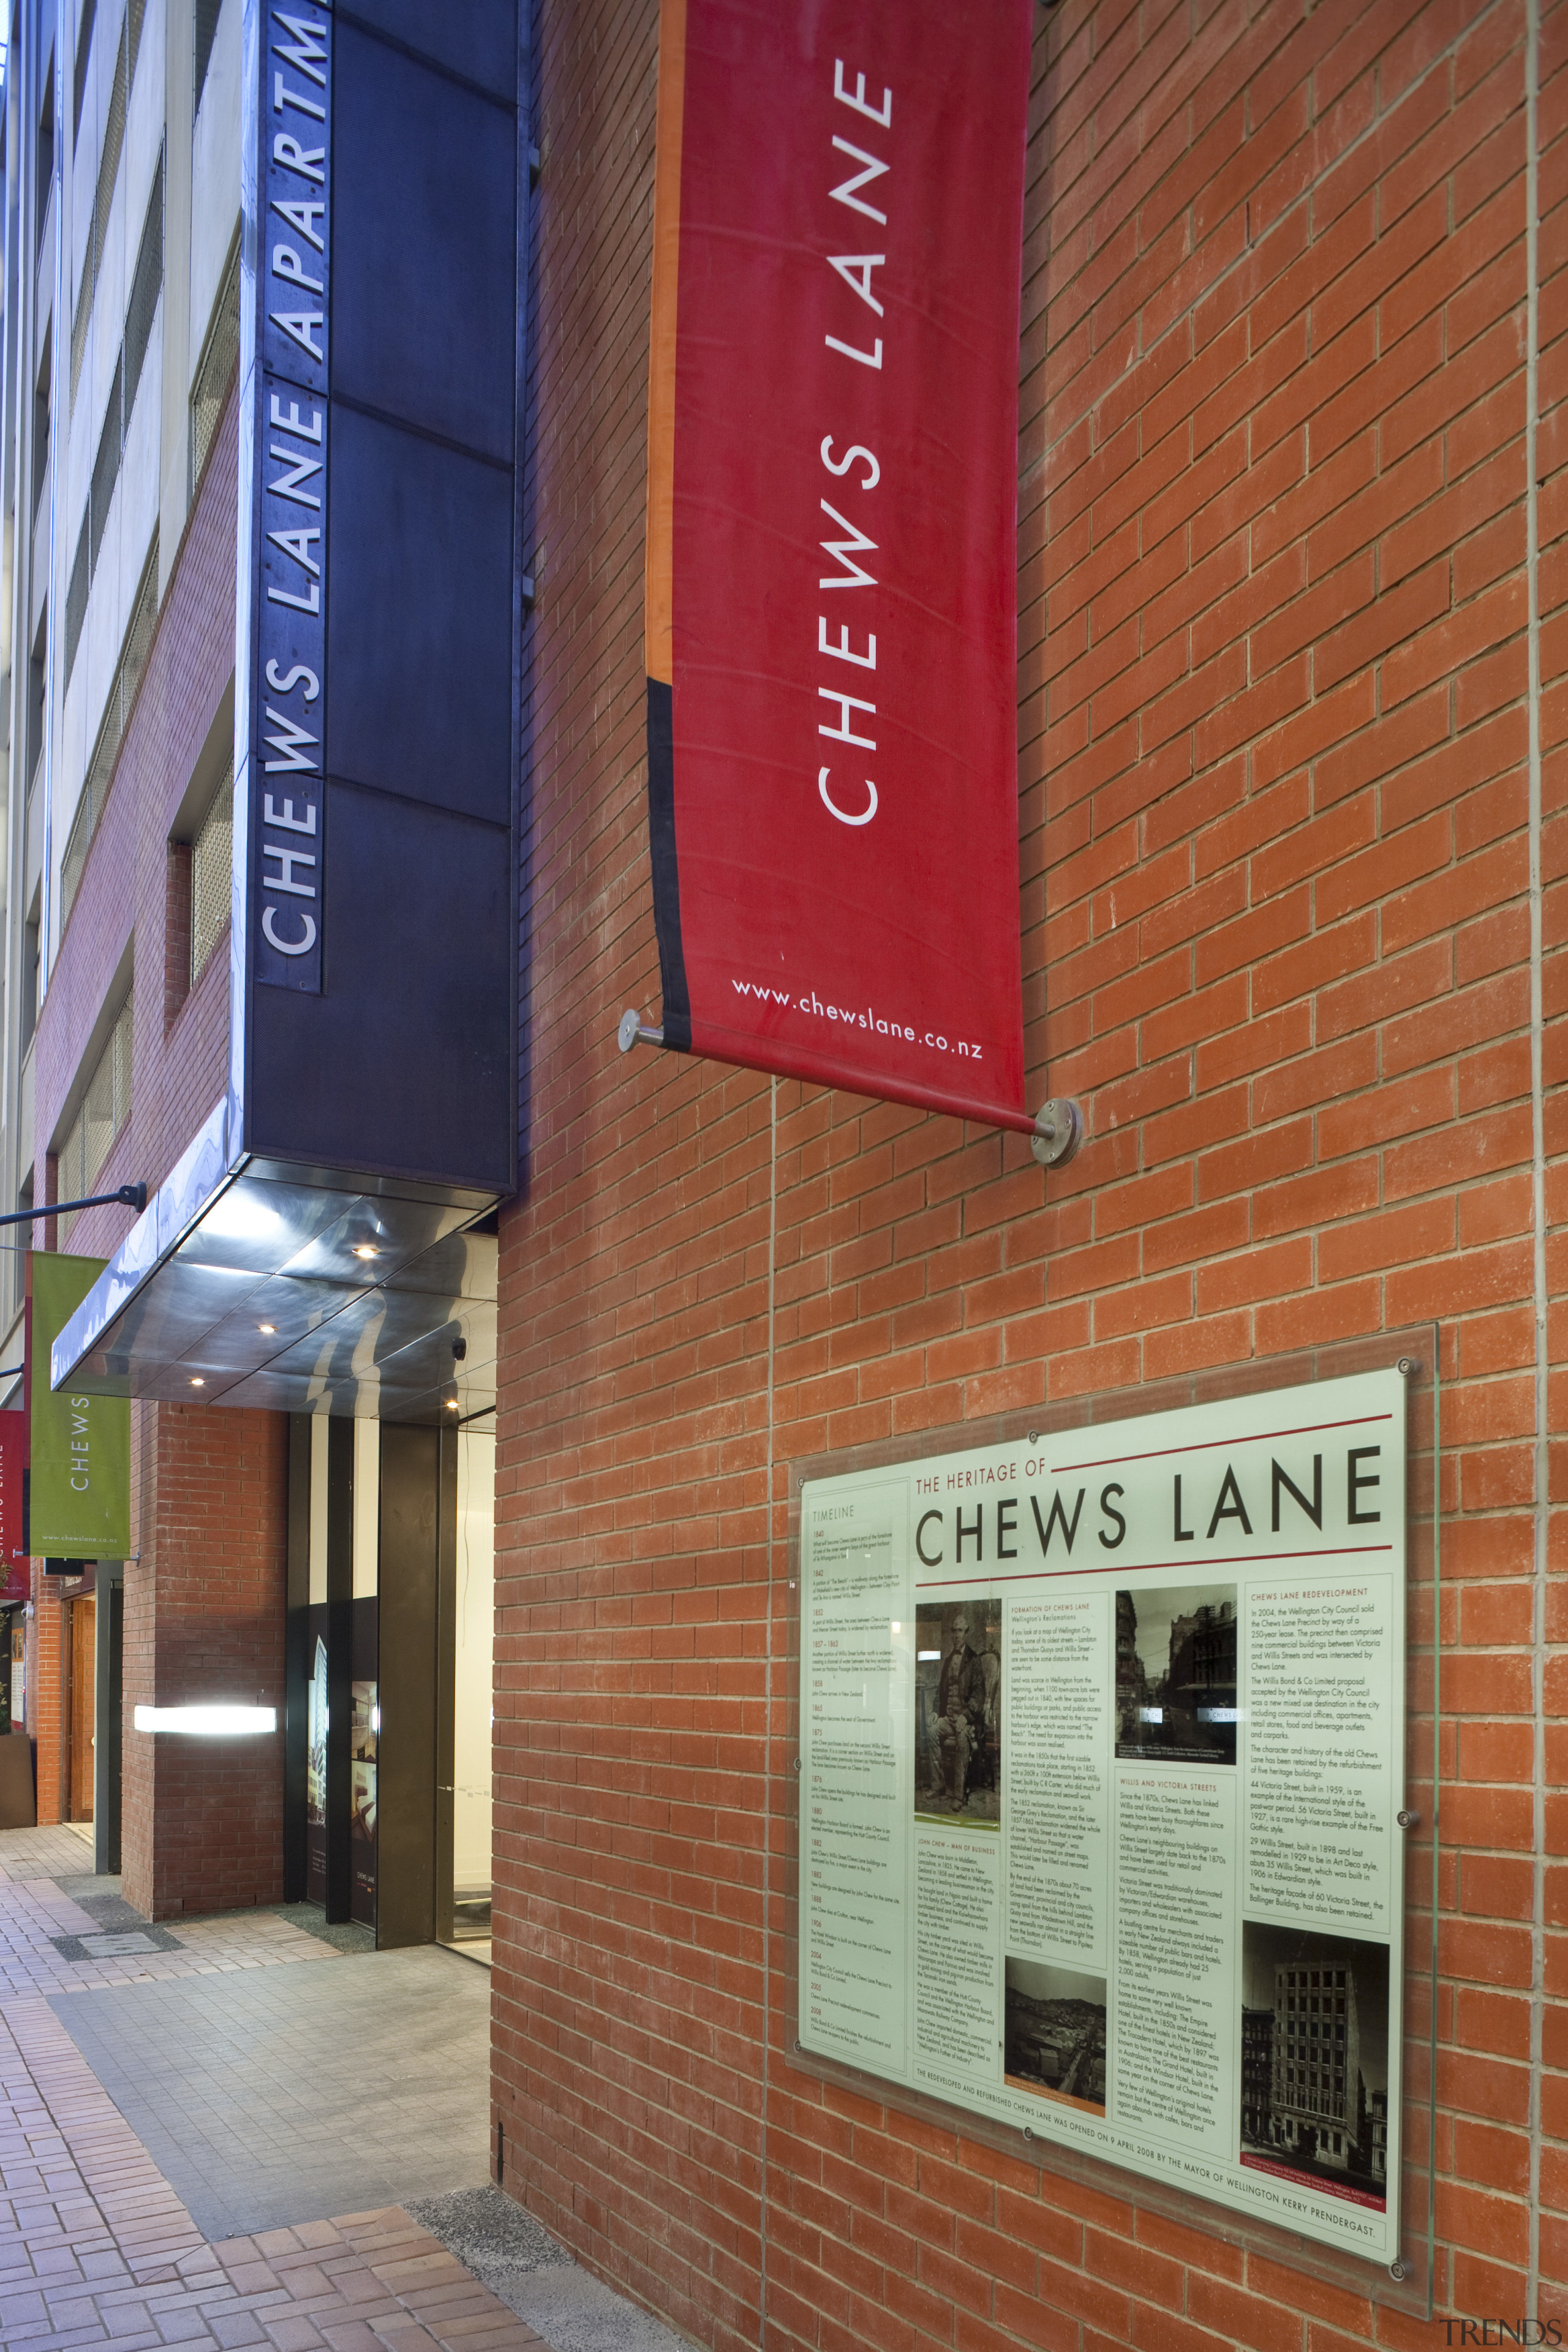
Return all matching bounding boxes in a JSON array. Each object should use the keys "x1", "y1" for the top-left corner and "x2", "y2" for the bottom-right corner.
[
  {"x1": 445, "y1": 1396, "x2": 461, "y2": 1411},
  {"x1": 352, "y1": 1243, "x2": 379, "y2": 1260},
  {"x1": 258, "y1": 1323, "x2": 276, "y2": 1335},
  {"x1": 190, "y1": 1376, "x2": 205, "y2": 1388}
]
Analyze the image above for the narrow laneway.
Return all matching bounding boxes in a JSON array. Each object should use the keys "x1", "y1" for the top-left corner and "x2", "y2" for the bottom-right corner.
[{"x1": 0, "y1": 1828, "x2": 679, "y2": 2352}]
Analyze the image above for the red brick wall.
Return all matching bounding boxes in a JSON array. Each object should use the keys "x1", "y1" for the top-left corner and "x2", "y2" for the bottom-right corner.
[
  {"x1": 496, "y1": 0, "x2": 1567, "y2": 2344},
  {"x1": 120, "y1": 1400, "x2": 287, "y2": 1920},
  {"x1": 28, "y1": 386, "x2": 286, "y2": 1913},
  {"x1": 27, "y1": 1567, "x2": 63, "y2": 1825}
]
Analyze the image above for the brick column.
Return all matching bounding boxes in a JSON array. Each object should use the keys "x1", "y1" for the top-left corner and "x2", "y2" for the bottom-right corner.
[
  {"x1": 121, "y1": 1400, "x2": 288, "y2": 1920},
  {"x1": 28, "y1": 1568, "x2": 63, "y2": 1825}
]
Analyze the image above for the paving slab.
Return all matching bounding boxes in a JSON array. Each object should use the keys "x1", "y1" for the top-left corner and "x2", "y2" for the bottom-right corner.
[{"x1": 49, "y1": 1948, "x2": 491, "y2": 2241}]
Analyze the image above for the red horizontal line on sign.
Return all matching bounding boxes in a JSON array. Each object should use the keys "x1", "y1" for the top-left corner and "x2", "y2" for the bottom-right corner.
[
  {"x1": 1052, "y1": 1411, "x2": 1395, "y2": 1475},
  {"x1": 914, "y1": 1544, "x2": 1395, "y2": 1589}
]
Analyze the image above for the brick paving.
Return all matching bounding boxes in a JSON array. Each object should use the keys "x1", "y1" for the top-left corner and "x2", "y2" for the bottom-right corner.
[{"x1": 0, "y1": 1830, "x2": 544, "y2": 2352}]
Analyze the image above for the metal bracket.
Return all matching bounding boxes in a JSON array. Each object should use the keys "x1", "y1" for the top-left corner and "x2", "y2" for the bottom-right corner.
[
  {"x1": 1030, "y1": 1098, "x2": 1083, "y2": 1169},
  {"x1": 617, "y1": 1008, "x2": 665, "y2": 1052}
]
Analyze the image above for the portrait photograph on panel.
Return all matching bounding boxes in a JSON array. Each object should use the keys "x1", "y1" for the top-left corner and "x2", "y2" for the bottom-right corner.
[
  {"x1": 1003, "y1": 1958, "x2": 1107, "y2": 2115},
  {"x1": 1238, "y1": 1921, "x2": 1389, "y2": 2211},
  {"x1": 914, "y1": 1598, "x2": 1001, "y2": 1825},
  {"x1": 1114, "y1": 1583, "x2": 1238, "y2": 1766}
]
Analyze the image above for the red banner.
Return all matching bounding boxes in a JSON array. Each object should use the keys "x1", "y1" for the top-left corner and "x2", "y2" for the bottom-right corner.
[
  {"x1": 0, "y1": 1412, "x2": 28, "y2": 1601},
  {"x1": 646, "y1": 0, "x2": 1033, "y2": 1131}
]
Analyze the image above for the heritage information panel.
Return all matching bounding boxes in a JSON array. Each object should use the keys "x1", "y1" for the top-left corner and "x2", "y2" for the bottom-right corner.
[{"x1": 796, "y1": 1371, "x2": 1407, "y2": 2266}]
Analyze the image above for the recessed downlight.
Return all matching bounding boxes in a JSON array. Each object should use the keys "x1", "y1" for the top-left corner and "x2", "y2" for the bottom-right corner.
[
  {"x1": 257, "y1": 1323, "x2": 276, "y2": 1335},
  {"x1": 190, "y1": 1376, "x2": 205, "y2": 1387},
  {"x1": 352, "y1": 1243, "x2": 379, "y2": 1260}
]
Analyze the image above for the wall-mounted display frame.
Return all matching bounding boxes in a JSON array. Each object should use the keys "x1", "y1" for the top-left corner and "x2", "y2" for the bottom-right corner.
[{"x1": 779, "y1": 1331, "x2": 1438, "y2": 2318}]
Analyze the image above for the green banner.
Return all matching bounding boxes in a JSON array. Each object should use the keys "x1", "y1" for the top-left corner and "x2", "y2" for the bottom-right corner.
[{"x1": 29, "y1": 1252, "x2": 130, "y2": 1558}]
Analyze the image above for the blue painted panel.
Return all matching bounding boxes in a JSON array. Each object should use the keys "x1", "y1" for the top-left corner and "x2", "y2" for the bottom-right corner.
[
  {"x1": 331, "y1": 24, "x2": 516, "y2": 464},
  {"x1": 249, "y1": 783, "x2": 512, "y2": 1189},
  {"x1": 325, "y1": 406, "x2": 512, "y2": 826},
  {"x1": 341, "y1": 0, "x2": 516, "y2": 101}
]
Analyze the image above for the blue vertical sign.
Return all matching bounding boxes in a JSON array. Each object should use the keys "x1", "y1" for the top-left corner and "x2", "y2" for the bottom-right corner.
[{"x1": 253, "y1": 7, "x2": 331, "y2": 992}]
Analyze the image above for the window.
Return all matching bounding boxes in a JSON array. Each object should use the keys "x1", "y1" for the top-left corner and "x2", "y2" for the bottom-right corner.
[
  {"x1": 72, "y1": 0, "x2": 96, "y2": 137},
  {"x1": 20, "y1": 894, "x2": 40, "y2": 1057},
  {"x1": 32, "y1": 333, "x2": 51, "y2": 521},
  {"x1": 69, "y1": 0, "x2": 148, "y2": 407},
  {"x1": 64, "y1": 151, "x2": 162, "y2": 684},
  {"x1": 189, "y1": 758, "x2": 232, "y2": 985},
  {"x1": 28, "y1": 616, "x2": 47, "y2": 785},
  {"x1": 194, "y1": 0, "x2": 221, "y2": 116},
  {"x1": 35, "y1": 56, "x2": 53, "y2": 258},
  {"x1": 57, "y1": 988, "x2": 132, "y2": 1243},
  {"x1": 59, "y1": 536, "x2": 157, "y2": 927},
  {"x1": 189, "y1": 238, "x2": 239, "y2": 493}
]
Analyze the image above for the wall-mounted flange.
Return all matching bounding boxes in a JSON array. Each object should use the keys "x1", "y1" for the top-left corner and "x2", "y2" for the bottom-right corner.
[
  {"x1": 1031, "y1": 1098, "x2": 1083, "y2": 1169},
  {"x1": 617, "y1": 1008, "x2": 665, "y2": 1052}
]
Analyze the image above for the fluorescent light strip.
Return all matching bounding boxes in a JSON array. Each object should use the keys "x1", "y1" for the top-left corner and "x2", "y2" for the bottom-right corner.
[{"x1": 132, "y1": 1704, "x2": 277, "y2": 1736}]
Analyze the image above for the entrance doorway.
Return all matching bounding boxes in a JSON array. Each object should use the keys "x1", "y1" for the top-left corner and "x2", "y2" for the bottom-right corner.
[
  {"x1": 286, "y1": 1415, "x2": 494, "y2": 1953},
  {"x1": 67, "y1": 1594, "x2": 94, "y2": 1823},
  {"x1": 447, "y1": 1429, "x2": 494, "y2": 1956}
]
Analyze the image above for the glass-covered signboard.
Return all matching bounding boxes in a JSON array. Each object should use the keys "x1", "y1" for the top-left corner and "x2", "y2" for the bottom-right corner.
[{"x1": 797, "y1": 1368, "x2": 1412, "y2": 2271}]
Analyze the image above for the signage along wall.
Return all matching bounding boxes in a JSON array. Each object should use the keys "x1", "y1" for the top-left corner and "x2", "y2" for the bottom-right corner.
[
  {"x1": 29, "y1": 1254, "x2": 130, "y2": 1557},
  {"x1": 644, "y1": 0, "x2": 1036, "y2": 1132},
  {"x1": 237, "y1": 0, "x2": 519, "y2": 1191},
  {"x1": 797, "y1": 1371, "x2": 1413, "y2": 2269}
]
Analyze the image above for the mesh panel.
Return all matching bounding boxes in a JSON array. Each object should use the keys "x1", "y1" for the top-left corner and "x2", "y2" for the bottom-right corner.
[
  {"x1": 122, "y1": 156, "x2": 162, "y2": 413},
  {"x1": 190, "y1": 761, "x2": 234, "y2": 984},
  {"x1": 57, "y1": 536, "x2": 157, "y2": 930},
  {"x1": 190, "y1": 241, "x2": 239, "y2": 492},
  {"x1": 58, "y1": 990, "x2": 133, "y2": 1244}
]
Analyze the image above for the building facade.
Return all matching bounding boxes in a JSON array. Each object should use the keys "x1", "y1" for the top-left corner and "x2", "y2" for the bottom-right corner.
[{"x1": 0, "y1": 0, "x2": 1559, "y2": 2345}]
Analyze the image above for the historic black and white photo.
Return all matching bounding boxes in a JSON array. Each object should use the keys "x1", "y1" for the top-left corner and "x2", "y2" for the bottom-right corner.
[
  {"x1": 1238, "y1": 1923, "x2": 1389, "y2": 2210},
  {"x1": 1004, "y1": 1959, "x2": 1107, "y2": 2114},
  {"x1": 1115, "y1": 1583, "x2": 1238, "y2": 1766},
  {"x1": 914, "y1": 1599, "x2": 1001, "y2": 1825}
]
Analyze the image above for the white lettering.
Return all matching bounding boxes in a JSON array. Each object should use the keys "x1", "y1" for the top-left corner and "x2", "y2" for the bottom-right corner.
[
  {"x1": 271, "y1": 196, "x2": 325, "y2": 250},
  {"x1": 273, "y1": 132, "x2": 325, "y2": 182},
  {"x1": 262, "y1": 705, "x2": 319, "y2": 773},
  {"x1": 829, "y1": 134, "x2": 888, "y2": 224},
  {"x1": 273, "y1": 72, "x2": 326, "y2": 118},
  {"x1": 819, "y1": 499, "x2": 877, "y2": 590},
  {"x1": 818, "y1": 766, "x2": 877, "y2": 827},
  {"x1": 824, "y1": 331, "x2": 883, "y2": 369},
  {"x1": 826, "y1": 253, "x2": 884, "y2": 315},
  {"x1": 820, "y1": 437, "x2": 879, "y2": 489},
  {"x1": 818, "y1": 688, "x2": 876, "y2": 748},
  {"x1": 268, "y1": 395, "x2": 323, "y2": 442},
  {"x1": 264, "y1": 660, "x2": 320, "y2": 701},
  {"x1": 818, "y1": 618, "x2": 875, "y2": 669},
  {"x1": 262, "y1": 845, "x2": 318, "y2": 898},
  {"x1": 833, "y1": 60, "x2": 891, "y2": 127},
  {"x1": 263, "y1": 907, "x2": 318, "y2": 956},
  {"x1": 271, "y1": 10, "x2": 328, "y2": 83},
  {"x1": 263, "y1": 794, "x2": 318, "y2": 835},
  {"x1": 267, "y1": 444, "x2": 322, "y2": 507},
  {"x1": 271, "y1": 244, "x2": 323, "y2": 295},
  {"x1": 267, "y1": 526, "x2": 321, "y2": 577},
  {"x1": 270, "y1": 309, "x2": 324, "y2": 361}
]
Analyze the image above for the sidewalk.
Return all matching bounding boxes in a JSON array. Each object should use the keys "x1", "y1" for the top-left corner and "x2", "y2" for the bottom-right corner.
[{"x1": 0, "y1": 1828, "x2": 680, "y2": 2352}]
